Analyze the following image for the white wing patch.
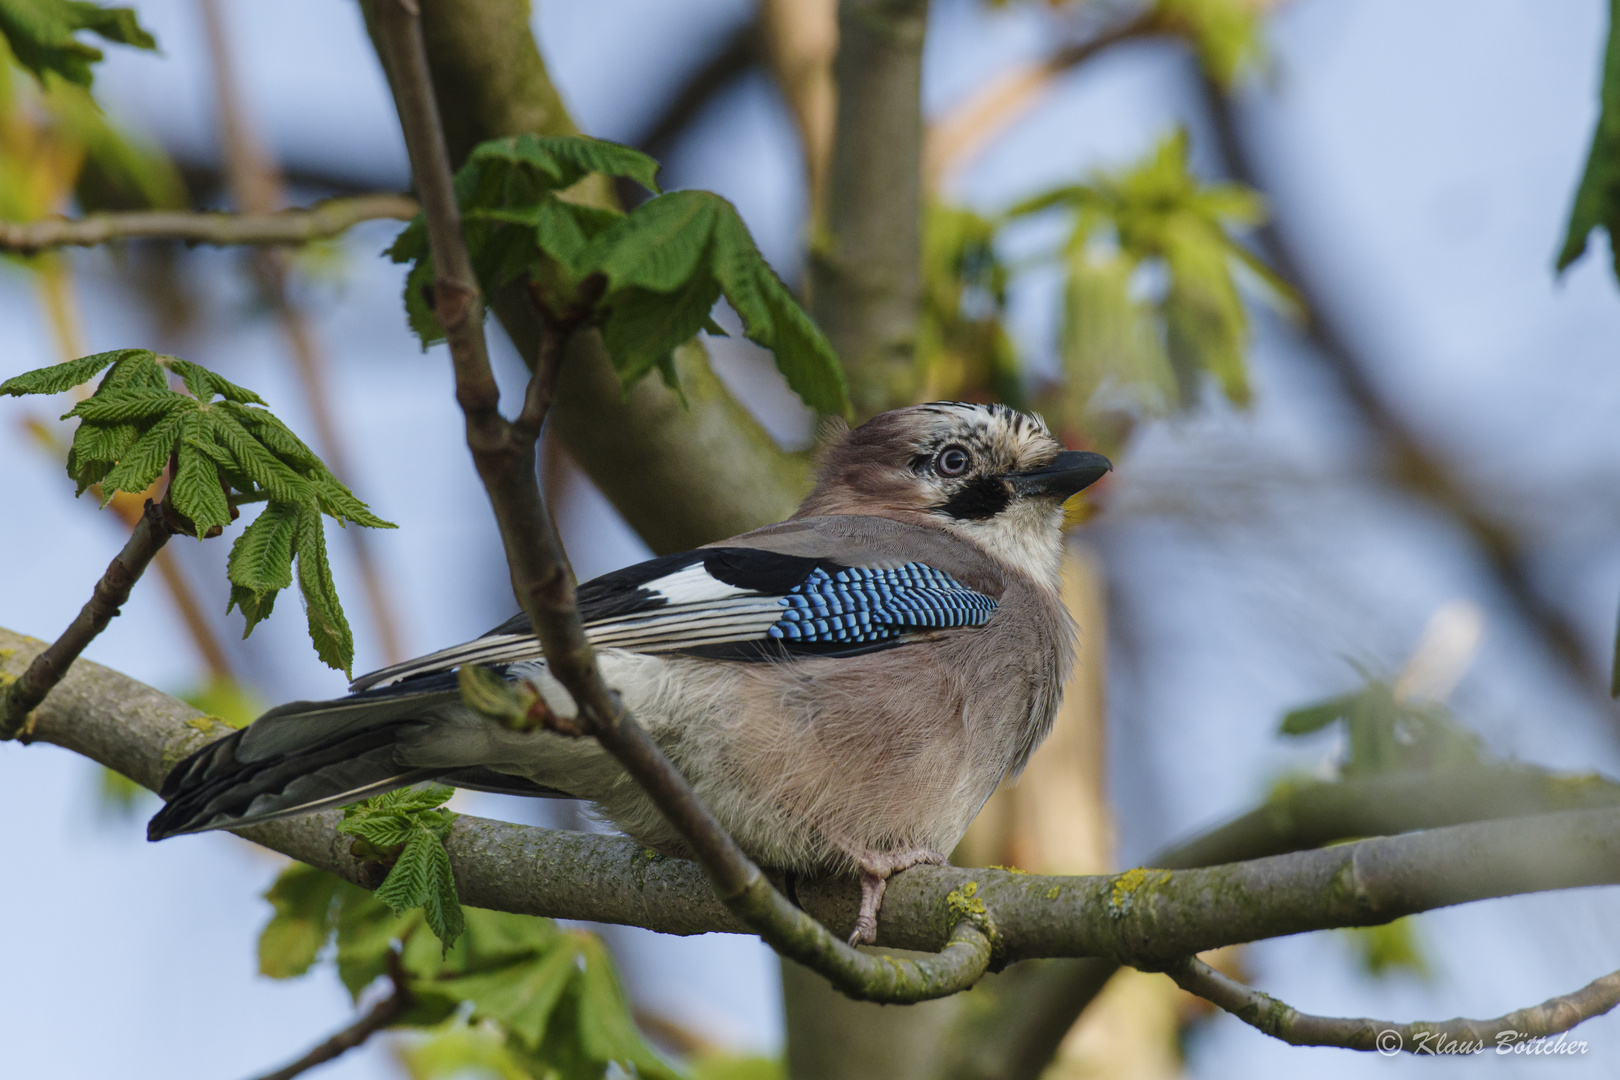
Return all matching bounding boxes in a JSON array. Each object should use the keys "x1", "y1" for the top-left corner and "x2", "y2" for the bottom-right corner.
[{"x1": 350, "y1": 560, "x2": 778, "y2": 691}]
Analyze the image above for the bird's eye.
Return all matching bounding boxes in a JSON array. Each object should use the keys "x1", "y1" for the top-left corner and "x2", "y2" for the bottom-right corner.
[{"x1": 936, "y1": 445, "x2": 971, "y2": 477}]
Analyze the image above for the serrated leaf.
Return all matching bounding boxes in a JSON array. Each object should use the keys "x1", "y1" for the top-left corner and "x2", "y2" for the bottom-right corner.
[
  {"x1": 170, "y1": 431, "x2": 231, "y2": 537},
  {"x1": 600, "y1": 271, "x2": 722, "y2": 385},
  {"x1": 98, "y1": 403, "x2": 192, "y2": 496},
  {"x1": 468, "y1": 133, "x2": 660, "y2": 196},
  {"x1": 582, "y1": 189, "x2": 717, "y2": 293},
  {"x1": 293, "y1": 503, "x2": 354, "y2": 675},
  {"x1": 206, "y1": 409, "x2": 308, "y2": 505},
  {"x1": 97, "y1": 348, "x2": 167, "y2": 393},
  {"x1": 162, "y1": 356, "x2": 265, "y2": 404},
  {"x1": 0, "y1": 0, "x2": 157, "y2": 87},
  {"x1": 61, "y1": 388, "x2": 183, "y2": 424},
  {"x1": 0, "y1": 348, "x2": 132, "y2": 396},
  {"x1": 65, "y1": 419, "x2": 137, "y2": 493},
  {"x1": 226, "y1": 502, "x2": 297, "y2": 634},
  {"x1": 708, "y1": 203, "x2": 849, "y2": 415},
  {"x1": 375, "y1": 829, "x2": 464, "y2": 951},
  {"x1": 258, "y1": 863, "x2": 342, "y2": 979},
  {"x1": 311, "y1": 471, "x2": 396, "y2": 530},
  {"x1": 225, "y1": 403, "x2": 322, "y2": 470},
  {"x1": 456, "y1": 941, "x2": 582, "y2": 1051}
]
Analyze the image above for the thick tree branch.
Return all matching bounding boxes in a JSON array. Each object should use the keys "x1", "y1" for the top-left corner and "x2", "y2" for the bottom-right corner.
[
  {"x1": 0, "y1": 195, "x2": 418, "y2": 254},
  {"x1": 0, "y1": 502, "x2": 174, "y2": 739},
  {"x1": 937, "y1": 762, "x2": 1620, "y2": 1080},
  {"x1": 371, "y1": 0, "x2": 991, "y2": 1004},
  {"x1": 9, "y1": 628, "x2": 1620, "y2": 975},
  {"x1": 1167, "y1": 954, "x2": 1620, "y2": 1054},
  {"x1": 247, "y1": 953, "x2": 414, "y2": 1080},
  {"x1": 810, "y1": 0, "x2": 931, "y2": 418}
]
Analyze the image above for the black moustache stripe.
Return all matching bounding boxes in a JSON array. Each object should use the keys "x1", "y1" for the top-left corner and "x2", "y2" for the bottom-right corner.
[{"x1": 936, "y1": 476, "x2": 1011, "y2": 521}]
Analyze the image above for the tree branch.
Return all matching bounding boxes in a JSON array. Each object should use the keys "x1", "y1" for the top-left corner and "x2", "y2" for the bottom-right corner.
[
  {"x1": 371, "y1": 0, "x2": 992, "y2": 1004},
  {"x1": 936, "y1": 762, "x2": 1620, "y2": 1080},
  {"x1": 0, "y1": 194, "x2": 418, "y2": 254},
  {"x1": 1166, "y1": 954, "x2": 1620, "y2": 1054},
  {"x1": 9, "y1": 627, "x2": 1620, "y2": 977},
  {"x1": 0, "y1": 501, "x2": 174, "y2": 740},
  {"x1": 247, "y1": 951, "x2": 414, "y2": 1080}
]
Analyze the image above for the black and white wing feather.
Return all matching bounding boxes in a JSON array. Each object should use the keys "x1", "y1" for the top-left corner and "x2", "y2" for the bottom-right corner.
[{"x1": 349, "y1": 547, "x2": 998, "y2": 692}]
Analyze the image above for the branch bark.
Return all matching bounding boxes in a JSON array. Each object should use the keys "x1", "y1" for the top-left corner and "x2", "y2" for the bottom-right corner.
[
  {"x1": 1167, "y1": 954, "x2": 1620, "y2": 1054},
  {"x1": 809, "y1": 0, "x2": 930, "y2": 418},
  {"x1": 0, "y1": 195, "x2": 418, "y2": 254},
  {"x1": 8, "y1": 627, "x2": 1620, "y2": 975}
]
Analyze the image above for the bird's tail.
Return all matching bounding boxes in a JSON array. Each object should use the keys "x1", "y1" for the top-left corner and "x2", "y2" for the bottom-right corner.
[{"x1": 148, "y1": 678, "x2": 466, "y2": 841}]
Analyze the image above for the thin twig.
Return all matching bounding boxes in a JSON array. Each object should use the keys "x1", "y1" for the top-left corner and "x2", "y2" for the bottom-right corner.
[
  {"x1": 247, "y1": 951, "x2": 413, "y2": 1080},
  {"x1": 1, "y1": 500, "x2": 175, "y2": 740},
  {"x1": 1167, "y1": 954, "x2": 1620, "y2": 1053},
  {"x1": 0, "y1": 195, "x2": 418, "y2": 255},
  {"x1": 372, "y1": 0, "x2": 992, "y2": 1003}
]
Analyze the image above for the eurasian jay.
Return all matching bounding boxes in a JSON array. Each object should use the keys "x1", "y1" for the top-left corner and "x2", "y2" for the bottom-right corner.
[{"x1": 148, "y1": 401, "x2": 1111, "y2": 945}]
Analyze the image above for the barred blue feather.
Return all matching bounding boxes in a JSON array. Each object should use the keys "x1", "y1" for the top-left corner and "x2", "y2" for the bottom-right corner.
[{"x1": 769, "y1": 563, "x2": 997, "y2": 645}]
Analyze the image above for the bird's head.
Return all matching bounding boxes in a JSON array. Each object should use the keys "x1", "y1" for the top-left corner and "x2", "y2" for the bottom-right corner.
[{"x1": 797, "y1": 402, "x2": 1112, "y2": 581}]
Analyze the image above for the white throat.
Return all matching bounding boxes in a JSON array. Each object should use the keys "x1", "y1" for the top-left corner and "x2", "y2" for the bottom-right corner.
[{"x1": 944, "y1": 500, "x2": 1066, "y2": 590}]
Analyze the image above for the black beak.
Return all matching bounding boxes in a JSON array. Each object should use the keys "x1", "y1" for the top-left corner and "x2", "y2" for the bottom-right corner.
[{"x1": 1007, "y1": 450, "x2": 1113, "y2": 500}]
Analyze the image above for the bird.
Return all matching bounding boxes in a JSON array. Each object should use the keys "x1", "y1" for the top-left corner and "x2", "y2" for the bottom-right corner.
[{"x1": 148, "y1": 401, "x2": 1111, "y2": 946}]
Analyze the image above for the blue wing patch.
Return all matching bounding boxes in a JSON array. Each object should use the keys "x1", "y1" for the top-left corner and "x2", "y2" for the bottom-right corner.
[{"x1": 768, "y1": 563, "x2": 996, "y2": 646}]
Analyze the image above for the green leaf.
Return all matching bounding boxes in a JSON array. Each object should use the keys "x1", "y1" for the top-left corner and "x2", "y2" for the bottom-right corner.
[
  {"x1": 61, "y1": 388, "x2": 184, "y2": 424},
  {"x1": 258, "y1": 863, "x2": 342, "y2": 979},
  {"x1": 709, "y1": 204, "x2": 849, "y2": 416},
  {"x1": 294, "y1": 503, "x2": 355, "y2": 675},
  {"x1": 97, "y1": 348, "x2": 167, "y2": 393},
  {"x1": 582, "y1": 189, "x2": 717, "y2": 293},
  {"x1": 335, "y1": 886, "x2": 418, "y2": 1000},
  {"x1": 98, "y1": 402, "x2": 192, "y2": 496},
  {"x1": 1343, "y1": 916, "x2": 1429, "y2": 979},
  {"x1": 205, "y1": 409, "x2": 309, "y2": 505},
  {"x1": 600, "y1": 271, "x2": 723, "y2": 385},
  {"x1": 1558, "y1": 0, "x2": 1620, "y2": 280},
  {"x1": 574, "y1": 934, "x2": 679, "y2": 1078},
  {"x1": 0, "y1": 348, "x2": 133, "y2": 396},
  {"x1": 225, "y1": 403, "x2": 322, "y2": 471},
  {"x1": 0, "y1": 0, "x2": 157, "y2": 87},
  {"x1": 375, "y1": 829, "x2": 464, "y2": 951},
  {"x1": 65, "y1": 419, "x2": 137, "y2": 493},
  {"x1": 170, "y1": 427, "x2": 231, "y2": 537},
  {"x1": 226, "y1": 502, "x2": 297, "y2": 633},
  {"x1": 162, "y1": 356, "x2": 265, "y2": 405},
  {"x1": 468, "y1": 133, "x2": 661, "y2": 196},
  {"x1": 310, "y1": 471, "x2": 396, "y2": 530}
]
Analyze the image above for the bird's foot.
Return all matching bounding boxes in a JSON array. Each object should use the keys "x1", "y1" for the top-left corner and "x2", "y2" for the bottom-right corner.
[{"x1": 847, "y1": 848, "x2": 949, "y2": 948}]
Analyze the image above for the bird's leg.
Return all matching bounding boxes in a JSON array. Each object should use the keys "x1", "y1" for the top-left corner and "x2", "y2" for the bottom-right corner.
[{"x1": 848, "y1": 848, "x2": 948, "y2": 947}]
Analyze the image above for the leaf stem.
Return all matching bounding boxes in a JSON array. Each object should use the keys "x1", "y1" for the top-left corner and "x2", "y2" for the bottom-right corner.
[
  {"x1": 373, "y1": 0, "x2": 991, "y2": 1002},
  {"x1": 0, "y1": 499, "x2": 175, "y2": 740},
  {"x1": 0, "y1": 195, "x2": 419, "y2": 255}
]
